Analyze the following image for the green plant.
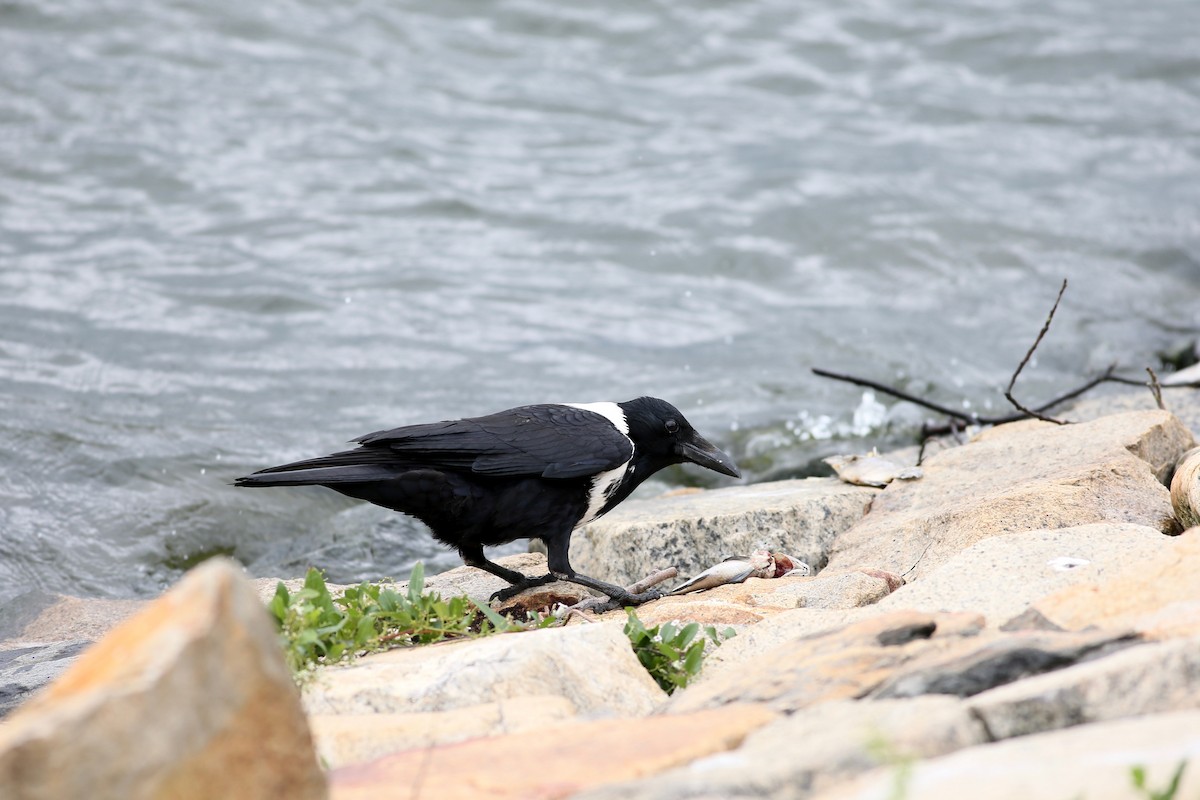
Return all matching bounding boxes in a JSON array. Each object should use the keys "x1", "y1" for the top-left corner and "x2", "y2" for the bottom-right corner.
[
  {"x1": 866, "y1": 733, "x2": 914, "y2": 800},
  {"x1": 269, "y1": 562, "x2": 550, "y2": 674},
  {"x1": 1130, "y1": 761, "x2": 1187, "y2": 800},
  {"x1": 622, "y1": 609, "x2": 735, "y2": 694}
]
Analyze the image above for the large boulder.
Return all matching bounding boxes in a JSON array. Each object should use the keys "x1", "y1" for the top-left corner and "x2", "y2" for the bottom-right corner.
[
  {"x1": 303, "y1": 621, "x2": 665, "y2": 718},
  {"x1": 572, "y1": 697, "x2": 985, "y2": 800},
  {"x1": 826, "y1": 410, "x2": 1192, "y2": 580},
  {"x1": 969, "y1": 635, "x2": 1200, "y2": 740},
  {"x1": 872, "y1": 523, "x2": 1167, "y2": 626},
  {"x1": 825, "y1": 709, "x2": 1200, "y2": 800},
  {"x1": 1026, "y1": 527, "x2": 1200, "y2": 638},
  {"x1": 328, "y1": 705, "x2": 776, "y2": 800},
  {"x1": 0, "y1": 558, "x2": 325, "y2": 800},
  {"x1": 572, "y1": 479, "x2": 876, "y2": 586}
]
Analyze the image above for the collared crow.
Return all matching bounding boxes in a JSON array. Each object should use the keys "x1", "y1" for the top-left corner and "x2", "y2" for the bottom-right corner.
[{"x1": 235, "y1": 397, "x2": 740, "y2": 607}]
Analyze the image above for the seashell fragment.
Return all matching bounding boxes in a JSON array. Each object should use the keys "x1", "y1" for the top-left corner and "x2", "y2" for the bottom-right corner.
[
  {"x1": 824, "y1": 449, "x2": 923, "y2": 488},
  {"x1": 1171, "y1": 446, "x2": 1200, "y2": 529}
]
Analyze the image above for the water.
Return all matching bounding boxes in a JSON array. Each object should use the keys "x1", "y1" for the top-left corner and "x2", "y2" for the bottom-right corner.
[{"x1": 1, "y1": 0, "x2": 1198, "y2": 603}]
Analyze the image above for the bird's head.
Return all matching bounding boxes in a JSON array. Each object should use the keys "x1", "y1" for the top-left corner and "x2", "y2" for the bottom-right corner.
[{"x1": 618, "y1": 397, "x2": 741, "y2": 479}]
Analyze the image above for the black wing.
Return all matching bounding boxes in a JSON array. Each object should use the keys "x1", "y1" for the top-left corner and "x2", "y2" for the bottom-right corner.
[{"x1": 354, "y1": 403, "x2": 633, "y2": 480}]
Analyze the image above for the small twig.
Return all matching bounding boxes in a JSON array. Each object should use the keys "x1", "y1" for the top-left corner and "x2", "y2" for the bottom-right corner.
[
  {"x1": 902, "y1": 540, "x2": 935, "y2": 579},
  {"x1": 568, "y1": 567, "x2": 678, "y2": 613},
  {"x1": 1147, "y1": 367, "x2": 1166, "y2": 410},
  {"x1": 812, "y1": 368, "x2": 980, "y2": 424},
  {"x1": 626, "y1": 567, "x2": 678, "y2": 595},
  {"x1": 554, "y1": 607, "x2": 596, "y2": 624},
  {"x1": 1004, "y1": 279, "x2": 1069, "y2": 425}
]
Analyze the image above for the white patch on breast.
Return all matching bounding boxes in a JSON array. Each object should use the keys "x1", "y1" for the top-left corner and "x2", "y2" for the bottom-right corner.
[{"x1": 565, "y1": 401, "x2": 632, "y2": 526}]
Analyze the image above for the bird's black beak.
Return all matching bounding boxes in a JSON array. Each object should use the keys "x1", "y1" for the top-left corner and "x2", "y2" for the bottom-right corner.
[{"x1": 676, "y1": 432, "x2": 742, "y2": 479}]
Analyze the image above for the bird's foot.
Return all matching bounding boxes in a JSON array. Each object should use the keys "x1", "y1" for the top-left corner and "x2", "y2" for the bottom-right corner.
[
  {"x1": 587, "y1": 587, "x2": 665, "y2": 615},
  {"x1": 489, "y1": 573, "x2": 559, "y2": 602}
]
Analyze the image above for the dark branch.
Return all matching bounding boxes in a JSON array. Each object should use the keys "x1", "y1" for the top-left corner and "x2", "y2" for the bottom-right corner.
[
  {"x1": 811, "y1": 368, "x2": 981, "y2": 424},
  {"x1": 1004, "y1": 279, "x2": 1069, "y2": 425},
  {"x1": 1147, "y1": 367, "x2": 1165, "y2": 410}
]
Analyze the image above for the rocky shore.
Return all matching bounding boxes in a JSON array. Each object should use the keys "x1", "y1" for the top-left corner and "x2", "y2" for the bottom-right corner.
[{"x1": 2, "y1": 388, "x2": 1199, "y2": 799}]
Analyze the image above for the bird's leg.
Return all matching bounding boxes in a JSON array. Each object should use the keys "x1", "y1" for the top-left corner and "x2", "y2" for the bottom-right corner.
[
  {"x1": 545, "y1": 534, "x2": 663, "y2": 610},
  {"x1": 460, "y1": 545, "x2": 558, "y2": 602}
]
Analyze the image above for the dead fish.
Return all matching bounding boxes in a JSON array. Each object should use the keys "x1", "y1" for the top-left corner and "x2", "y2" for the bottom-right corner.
[
  {"x1": 770, "y1": 552, "x2": 811, "y2": 577},
  {"x1": 824, "y1": 449, "x2": 923, "y2": 488},
  {"x1": 670, "y1": 550, "x2": 774, "y2": 595}
]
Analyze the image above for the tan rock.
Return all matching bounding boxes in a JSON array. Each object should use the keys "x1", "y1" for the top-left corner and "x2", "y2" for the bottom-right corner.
[
  {"x1": 309, "y1": 695, "x2": 578, "y2": 768},
  {"x1": 696, "y1": 606, "x2": 882, "y2": 677},
  {"x1": 328, "y1": 704, "x2": 777, "y2": 800},
  {"x1": 827, "y1": 410, "x2": 1192, "y2": 580},
  {"x1": 303, "y1": 621, "x2": 664, "y2": 718},
  {"x1": 823, "y1": 709, "x2": 1200, "y2": 800},
  {"x1": 572, "y1": 478, "x2": 876, "y2": 585},
  {"x1": 868, "y1": 628, "x2": 1136, "y2": 700},
  {"x1": 0, "y1": 558, "x2": 325, "y2": 800},
  {"x1": 1029, "y1": 528, "x2": 1200, "y2": 637},
  {"x1": 574, "y1": 697, "x2": 985, "y2": 800},
  {"x1": 873, "y1": 523, "x2": 1167, "y2": 626},
  {"x1": 667, "y1": 611, "x2": 961, "y2": 714},
  {"x1": 968, "y1": 635, "x2": 1200, "y2": 740},
  {"x1": 607, "y1": 570, "x2": 896, "y2": 627},
  {"x1": 0, "y1": 591, "x2": 145, "y2": 647}
]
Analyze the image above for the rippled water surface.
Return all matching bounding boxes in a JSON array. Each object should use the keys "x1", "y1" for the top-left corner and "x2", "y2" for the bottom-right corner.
[{"x1": 2, "y1": 0, "x2": 1198, "y2": 601}]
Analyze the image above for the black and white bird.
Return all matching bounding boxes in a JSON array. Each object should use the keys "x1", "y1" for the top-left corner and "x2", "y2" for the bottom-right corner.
[{"x1": 236, "y1": 397, "x2": 740, "y2": 607}]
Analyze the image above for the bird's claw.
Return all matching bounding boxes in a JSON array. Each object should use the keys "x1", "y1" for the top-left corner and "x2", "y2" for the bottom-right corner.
[
  {"x1": 588, "y1": 588, "x2": 664, "y2": 614},
  {"x1": 489, "y1": 573, "x2": 558, "y2": 602}
]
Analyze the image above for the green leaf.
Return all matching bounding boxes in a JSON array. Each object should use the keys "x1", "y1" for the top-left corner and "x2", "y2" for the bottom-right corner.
[
  {"x1": 472, "y1": 599, "x2": 515, "y2": 632},
  {"x1": 1131, "y1": 766, "x2": 1147, "y2": 790},
  {"x1": 676, "y1": 623, "x2": 700, "y2": 648},
  {"x1": 407, "y1": 561, "x2": 425, "y2": 601}
]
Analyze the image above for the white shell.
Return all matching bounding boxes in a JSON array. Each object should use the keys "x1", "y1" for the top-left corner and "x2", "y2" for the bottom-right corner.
[{"x1": 825, "y1": 450, "x2": 923, "y2": 488}]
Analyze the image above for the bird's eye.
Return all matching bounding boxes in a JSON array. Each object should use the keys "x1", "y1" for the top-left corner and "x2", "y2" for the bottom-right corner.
[{"x1": 665, "y1": 419, "x2": 679, "y2": 434}]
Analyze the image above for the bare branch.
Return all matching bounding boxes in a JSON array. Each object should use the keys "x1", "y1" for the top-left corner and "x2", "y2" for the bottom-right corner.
[
  {"x1": 1004, "y1": 279, "x2": 1069, "y2": 425},
  {"x1": 811, "y1": 368, "x2": 980, "y2": 424},
  {"x1": 1147, "y1": 367, "x2": 1166, "y2": 410}
]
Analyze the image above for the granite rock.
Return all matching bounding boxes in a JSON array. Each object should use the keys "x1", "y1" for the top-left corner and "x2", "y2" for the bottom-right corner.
[
  {"x1": 872, "y1": 523, "x2": 1167, "y2": 626},
  {"x1": 572, "y1": 478, "x2": 876, "y2": 586},
  {"x1": 303, "y1": 621, "x2": 664, "y2": 718},
  {"x1": 1027, "y1": 527, "x2": 1200, "y2": 638},
  {"x1": 826, "y1": 410, "x2": 1191, "y2": 580},
  {"x1": 574, "y1": 697, "x2": 985, "y2": 800},
  {"x1": 969, "y1": 635, "x2": 1200, "y2": 740},
  {"x1": 328, "y1": 705, "x2": 777, "y2": 800},
  {"x1": 0, "y1": 558, "x2": 325, "y2": 800},
  {"x1": 823, "y1": 709, "x2": 1200, "y2": 800}
]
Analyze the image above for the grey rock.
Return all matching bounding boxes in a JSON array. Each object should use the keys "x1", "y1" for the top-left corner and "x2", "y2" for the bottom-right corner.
[
  {"x1": 827, "y1": 410, "x2": 1192, "y2": 581},
  {"x1": 572, "y1": 478, "x2": 876, "y2": 586},
  {"x1": 873, "y1": 523, "x2": 1167, "y2": 626},
  {"x1": 667, "y1": 611, "x2": 970, "y2": 715},
  {"x1": 0, "y1": 590, "x2": 145, "y2": 649},
  {"x1": 1068, "y1": 386, "x2": 1200, "y2": 441},
  {"x1": 968, "y1": 634, "x2": 1200, "y2": 741},
  {"x1": 823, "y1": 709, "x2": 1200, "y2": 800},
  {"x1": 0, "y1": 641, "x2": 88, "y2": 718},
  {"x1": 574, "y1": 697, "x2": 986, "y2": 800},
  {"x1": 303, "y1": 620, "x2": 664, "y2": 718},
  {"x1": 870, "y1": 629, "x2": 1138, "y2": 700}
]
